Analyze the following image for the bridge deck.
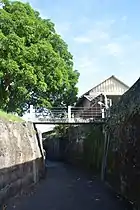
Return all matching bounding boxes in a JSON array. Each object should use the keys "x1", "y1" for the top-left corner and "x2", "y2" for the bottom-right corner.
[{"x1": 33, "y1": 120, "x2": 105, "y2": 125}]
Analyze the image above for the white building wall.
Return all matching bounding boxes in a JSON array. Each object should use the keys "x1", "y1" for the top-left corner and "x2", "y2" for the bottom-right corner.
[{"x1": 89, "y1": 77, "x2": 129, "y2": 96}]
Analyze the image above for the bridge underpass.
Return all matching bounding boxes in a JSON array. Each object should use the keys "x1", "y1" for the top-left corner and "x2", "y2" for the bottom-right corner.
[{"x1": 6, "y1": 106, "x2": 132, "y2": 210}]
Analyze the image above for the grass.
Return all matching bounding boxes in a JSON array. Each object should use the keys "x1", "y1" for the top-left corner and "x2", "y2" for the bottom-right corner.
[{"x1": 0, "y1": 110, "x2": 24, "y2": 122}]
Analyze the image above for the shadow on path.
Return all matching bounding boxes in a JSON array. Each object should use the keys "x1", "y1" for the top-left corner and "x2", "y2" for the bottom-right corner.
[{"x1": 7, "y1": 161, "x2": 133, "y2": 210}]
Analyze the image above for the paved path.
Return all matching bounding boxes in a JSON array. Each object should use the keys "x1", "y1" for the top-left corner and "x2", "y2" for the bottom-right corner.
[{"x1": 7, "y1": 161, "x2": 132, "y2": 210}]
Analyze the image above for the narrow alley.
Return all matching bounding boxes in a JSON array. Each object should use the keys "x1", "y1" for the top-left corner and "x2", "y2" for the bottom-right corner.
[{"x1": 7, "y1": 161, "x2": 132, "y2": 210}]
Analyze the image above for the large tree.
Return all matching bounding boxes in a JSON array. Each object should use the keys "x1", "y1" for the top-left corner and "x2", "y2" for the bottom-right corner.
[{"x1": 0, "y1": 0, "x2": 79, "y2": 115}]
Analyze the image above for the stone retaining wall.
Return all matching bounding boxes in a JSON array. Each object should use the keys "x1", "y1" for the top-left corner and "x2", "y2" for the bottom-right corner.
[
  {"x1": 106, "y1": 78, "x2": 140, "y2": 208},
  {"x1": 0, "y1": 120, "x2": 45, "y2": 205}
]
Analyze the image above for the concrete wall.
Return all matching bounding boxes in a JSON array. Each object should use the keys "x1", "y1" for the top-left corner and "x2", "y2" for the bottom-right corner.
[
  {"x1": 61, "y1": 124, "x2": 104, "y2": 173},
  {"x1": 0, "y1": 120, "x2": 45, "y2": 205}
]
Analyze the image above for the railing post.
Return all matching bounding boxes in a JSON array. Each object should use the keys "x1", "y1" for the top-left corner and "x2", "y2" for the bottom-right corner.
[
  {"x1": 109, "y1": 99, "x2": 112, "y2": 107},
  {"x1": 68, "y1": 106, "x2": 71, "y2": 122},
  {"x1": 104, "y1": 94, "x2": 108, "y2": 109},
  {"x1": 29, "y1": 105, "x2": 34, "y2": 114},
  {"x1": 101, "y1": 108, "x2": 105, "y2": 118},
  {"x1": 29, "y1": 105, "x2": 35, "y2": 121}
]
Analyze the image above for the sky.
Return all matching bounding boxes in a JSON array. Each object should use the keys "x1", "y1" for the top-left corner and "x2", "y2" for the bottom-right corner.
[{"x1": 21, "y1": 0, "x2": 140, "y2": 96}]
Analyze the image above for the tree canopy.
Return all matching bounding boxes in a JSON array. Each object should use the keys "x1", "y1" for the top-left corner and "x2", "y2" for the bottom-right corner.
[{"x1": 0, "y1": 0, "x2": 79, "y2": 115}]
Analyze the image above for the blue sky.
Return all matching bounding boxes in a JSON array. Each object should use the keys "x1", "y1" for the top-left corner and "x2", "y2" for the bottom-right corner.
[{"x1": 21, "y1": 0, "x2": 140, "y2": 95}]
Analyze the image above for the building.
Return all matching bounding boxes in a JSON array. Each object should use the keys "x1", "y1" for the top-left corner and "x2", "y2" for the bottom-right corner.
[{"x1": 74, "y1": 75, "x2": 129, "y2": 119}]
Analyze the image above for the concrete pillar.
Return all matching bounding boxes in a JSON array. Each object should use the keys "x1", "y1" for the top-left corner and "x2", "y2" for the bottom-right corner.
[{"x1": 101, "y1": 127, "x2": 110, "y2": 181}]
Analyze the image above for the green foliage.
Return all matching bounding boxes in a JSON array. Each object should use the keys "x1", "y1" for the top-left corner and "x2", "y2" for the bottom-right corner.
[
  {"x1": 0, "y1": 109, "x2": 24, "y2": 122},
  {"x1": 0, "y1": 0, "x2": 79, "y2": 115},
  {"x1": 54, "y1": 125, "x2": 69, "y2": 137}
]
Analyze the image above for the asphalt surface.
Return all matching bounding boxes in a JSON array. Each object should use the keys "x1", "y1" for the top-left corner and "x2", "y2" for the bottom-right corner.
[{"x1": 7, "y1": 161, "x2": 132, "y2": 210}]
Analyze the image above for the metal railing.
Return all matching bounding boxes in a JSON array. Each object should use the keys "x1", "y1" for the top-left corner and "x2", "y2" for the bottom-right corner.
[{"x1": 27, "y1": 105, "x2": 107, "y2": 123}]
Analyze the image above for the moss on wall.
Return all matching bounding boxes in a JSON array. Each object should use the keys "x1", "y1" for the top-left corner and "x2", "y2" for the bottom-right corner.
[
  {"x1": 83, "y1": 125, "x2": 104, "y2": 172},
  {"x1": 60, "y1": 124, "x2": 104, "y2": 174}
]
